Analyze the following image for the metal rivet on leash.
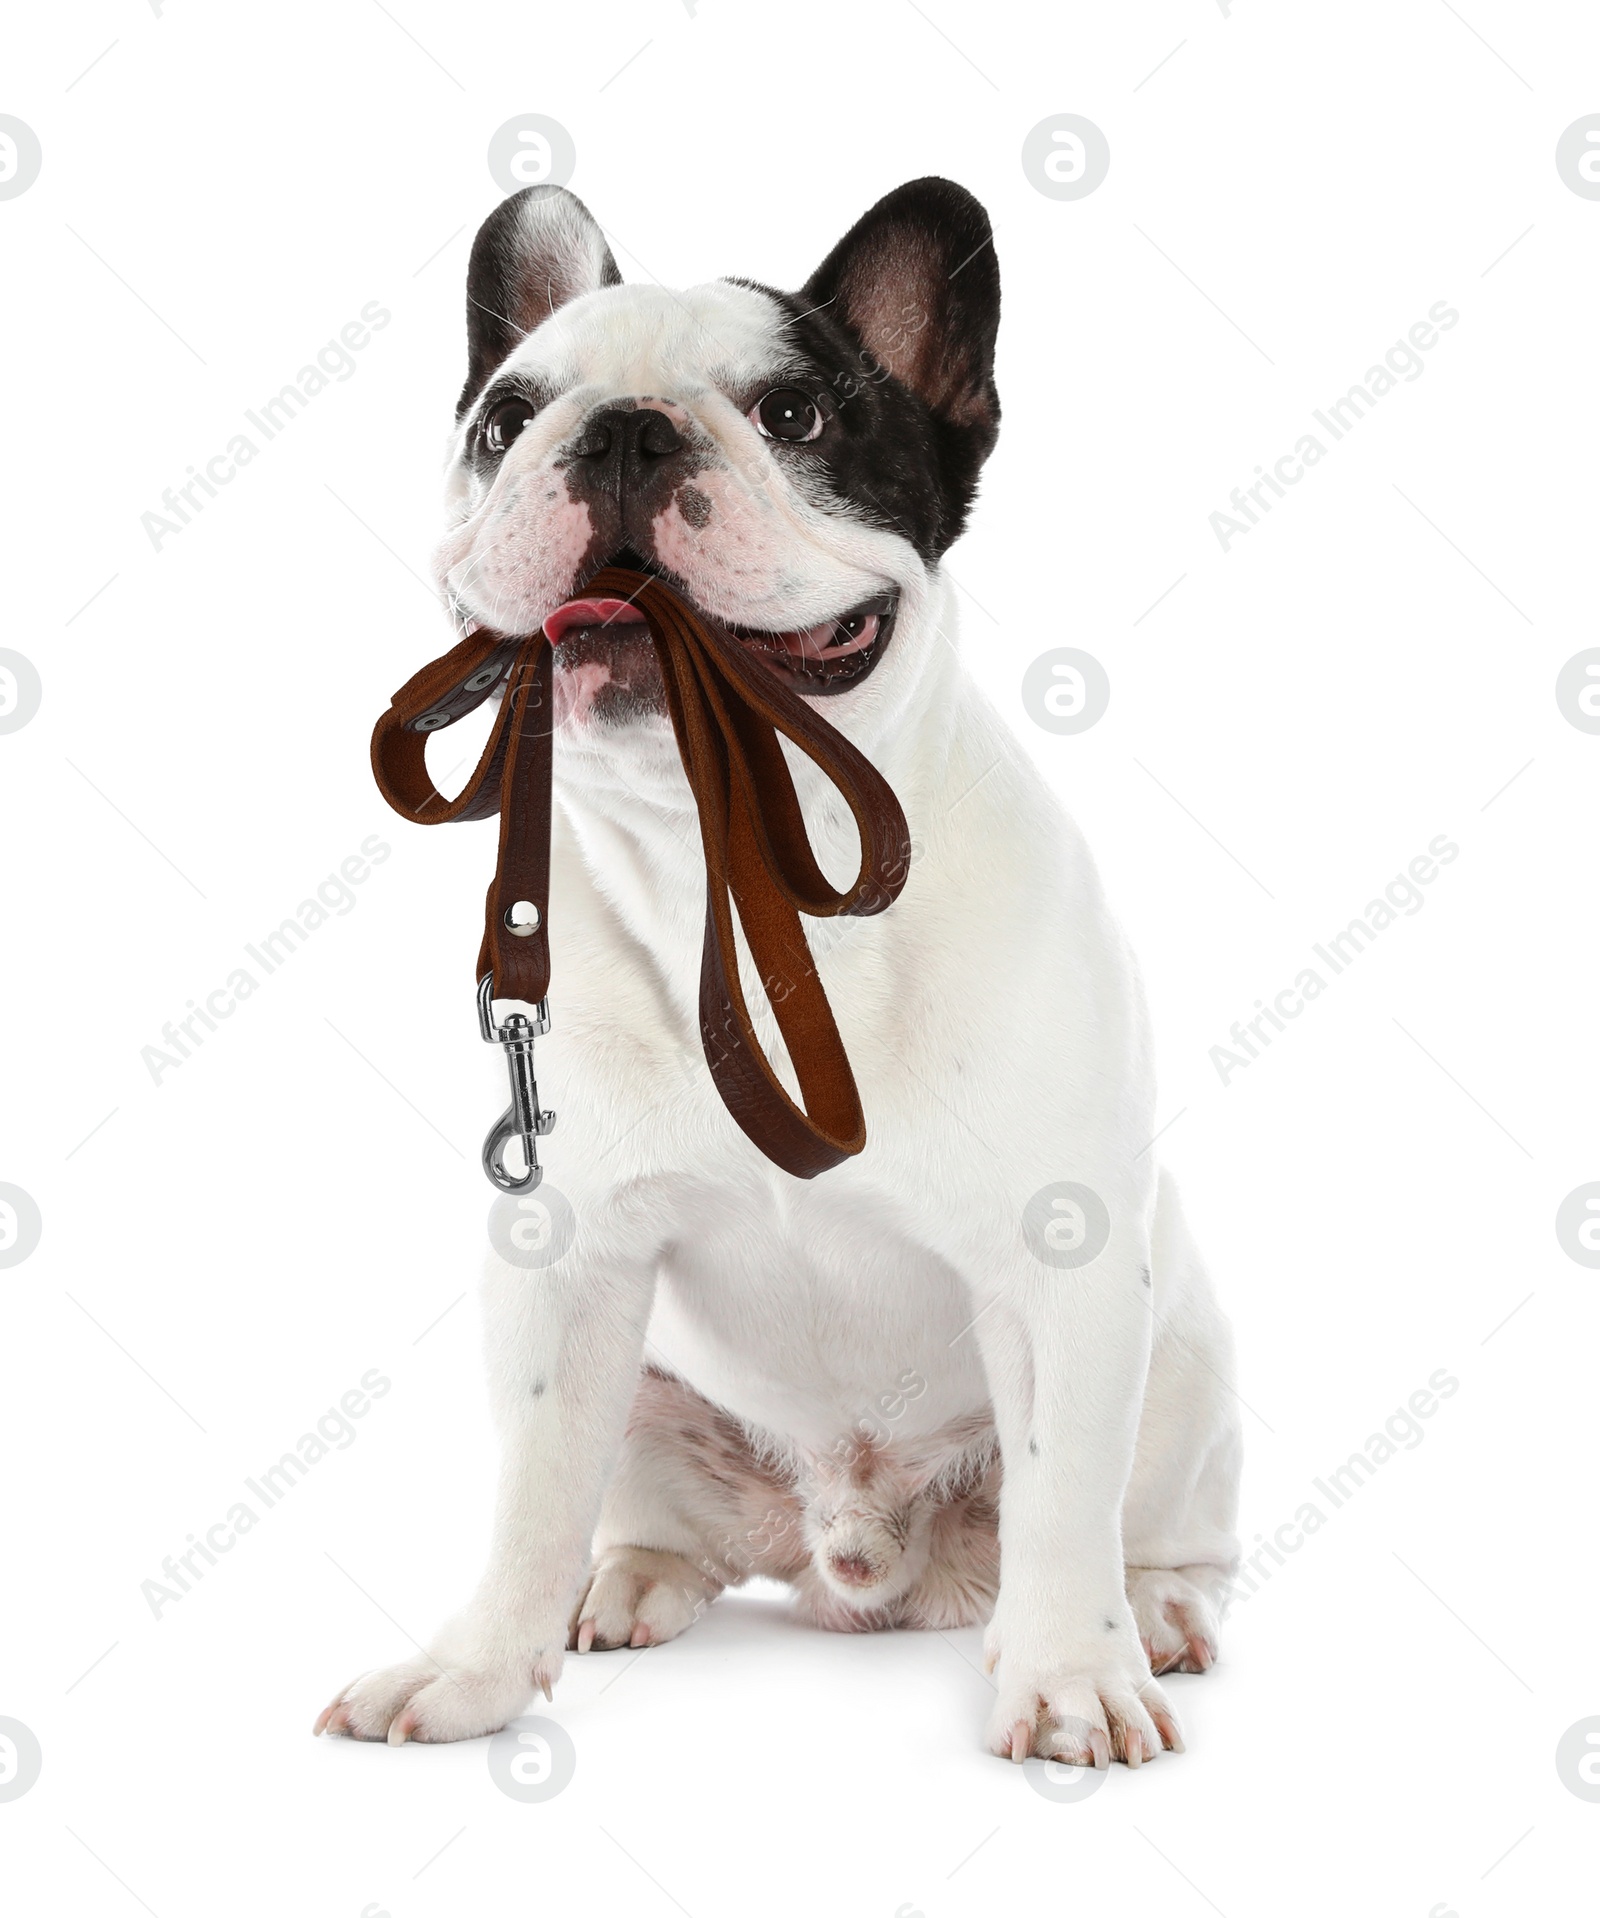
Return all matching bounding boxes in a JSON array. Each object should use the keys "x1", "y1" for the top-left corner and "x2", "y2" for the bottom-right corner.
[
  {"x1": 464, "y1": 666, "x2": 501, "y2": 692},
  {"x1": 504, "y1": 900, "x2": 541, "y2": 936},
  {"x1": 415, "y1": 711, "x2": 452, "y2": 731}
]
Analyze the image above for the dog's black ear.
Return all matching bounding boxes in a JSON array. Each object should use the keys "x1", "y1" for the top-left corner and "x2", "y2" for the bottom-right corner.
[
  {"x1": 801, "y1": 177, "x2": 1000, "y2": 457},
  {"x1": 459, "y1": 185, "x2": 621, "y2": 415}
]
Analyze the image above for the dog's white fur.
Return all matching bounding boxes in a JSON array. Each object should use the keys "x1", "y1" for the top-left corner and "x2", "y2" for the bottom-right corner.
[{"x1": 318, "y1": 194, "x2": 1241, "y2": 1766}]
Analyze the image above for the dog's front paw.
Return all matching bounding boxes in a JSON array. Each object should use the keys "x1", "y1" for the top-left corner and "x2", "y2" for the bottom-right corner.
[
  {"x1": 982, "y1": 1620, "x2": 1183, "y2": 1768},
  {"x1": 313, "y1": 1651, "x2": 560, "y2": 1746},
  {"x1": 572, "y1": 1545, "x2": 717, "y2": 1651},
  {"x1": 1128, "y1": 1566, "x2": 1221, "y2": 1676}
]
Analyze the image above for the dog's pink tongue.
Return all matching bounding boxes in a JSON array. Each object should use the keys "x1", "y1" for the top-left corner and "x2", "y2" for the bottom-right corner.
[
  {"x1": 542, "y1": 596, "x2": 648, "y2": 643},
  {"x1": 780, "y1": 612, "x2": 880, "y2": 661}
]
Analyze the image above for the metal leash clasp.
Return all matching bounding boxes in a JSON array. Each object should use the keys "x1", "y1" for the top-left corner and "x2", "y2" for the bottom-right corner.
[{"x1": 477, "y1": 974, "x2": 555, "y2": 1193}]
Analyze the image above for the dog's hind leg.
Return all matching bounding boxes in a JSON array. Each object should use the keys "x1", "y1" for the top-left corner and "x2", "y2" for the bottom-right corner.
[
  {"x1": 574, "y1": 1367, "x2": 803, "y2": 1652},
  {"x1": 1122, "y1": 1168, "x2": 1242, "y2": 1677}
]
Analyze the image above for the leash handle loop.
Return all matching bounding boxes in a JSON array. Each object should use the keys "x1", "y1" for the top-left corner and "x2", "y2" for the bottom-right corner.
[{"x1": 370, "y1": 570, "x2": 911, "y2": 1180}]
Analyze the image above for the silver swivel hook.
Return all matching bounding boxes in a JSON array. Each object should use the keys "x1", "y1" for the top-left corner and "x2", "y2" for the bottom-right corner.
[{"x1": 477, "y1": 973, "x2": 556, "y2": 1193}]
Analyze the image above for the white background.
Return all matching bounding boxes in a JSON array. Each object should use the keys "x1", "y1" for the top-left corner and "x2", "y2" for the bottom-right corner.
[{"x1": 3, "y1": 2, "x2": 1597, "y2": 1913}]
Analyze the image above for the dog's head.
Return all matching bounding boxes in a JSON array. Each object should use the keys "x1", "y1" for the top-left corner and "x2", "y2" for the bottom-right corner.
[{"x1": 434, "y1": 178, "x2": 1000, "y2": 770}]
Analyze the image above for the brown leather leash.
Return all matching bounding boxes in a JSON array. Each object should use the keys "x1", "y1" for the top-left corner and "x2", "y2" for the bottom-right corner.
[{"x1": 371, "y1": 567, "x2": 911, "y2": 1190}]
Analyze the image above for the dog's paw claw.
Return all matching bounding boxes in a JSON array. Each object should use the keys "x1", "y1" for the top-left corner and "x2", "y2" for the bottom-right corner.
[
  {"x1": 1129, "y1": 1567, "x2": 1222, "y2": 1677},
  {"x1": 1145, "y1": 1695, "x2": 1185, "y2": 1754},
  {"x1": 313, "y1": 1697, "x2": 351, "y2": 1737},
  {"x1": 572, "y1": 1546, "x2": 713, "y2": 1653},
  {"x1": 986, "y1": 1648, "x2": 1180, "y2": 1770},
  {"x1": 314, "y1": 1654, "x2": 556, "y2": 1746}
]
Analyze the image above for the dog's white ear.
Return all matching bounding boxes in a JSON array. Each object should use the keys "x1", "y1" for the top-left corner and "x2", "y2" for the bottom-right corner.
[
  {"x1": 459, "y1": 185, "x2": 621, "y2": 414},
  {"x1": 801, "y1": 177, "x2": 999, "y2": 451}
]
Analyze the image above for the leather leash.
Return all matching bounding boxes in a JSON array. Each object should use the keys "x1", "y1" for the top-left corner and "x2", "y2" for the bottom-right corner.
[{"x1": 371, "y1": 567, "x2": 911, "y2": 1190}]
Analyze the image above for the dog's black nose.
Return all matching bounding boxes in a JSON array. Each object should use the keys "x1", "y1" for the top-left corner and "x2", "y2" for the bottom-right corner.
[{"x1": 569, "y1": 405, "x2": 685, "y2": 486}]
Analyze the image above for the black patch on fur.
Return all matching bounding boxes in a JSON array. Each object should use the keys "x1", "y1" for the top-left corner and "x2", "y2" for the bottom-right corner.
[
  {"x1": 724, "y1": 287, "x2": 956, "y2": 562},
  {"x1": 1028, "y1": 1438, "x2": 1039, "y2": 1457},
  {"x1": 803, "y1": 178, "x2": 999, "y2": 437},
  {"x1": 460, "y1": 369, "x2": 559, "y2": 485},
  {"x1": 459, "y1": 186, "x2": 620, "y2": 418},
  {"x1": 555, "y1": 406, "x2": 703, "y2": 574},
  {"x1": 728, "y1": 177, "x2": 1001, "y2": 562}
]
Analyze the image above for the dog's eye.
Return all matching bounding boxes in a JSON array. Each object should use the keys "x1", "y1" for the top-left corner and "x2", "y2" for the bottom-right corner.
[
  {"x1": 483, "y1": 397, "x2": 537, "y2": 454},
  {"x1": 750, "y1": 388, "x2": 822, "y2": 443}
]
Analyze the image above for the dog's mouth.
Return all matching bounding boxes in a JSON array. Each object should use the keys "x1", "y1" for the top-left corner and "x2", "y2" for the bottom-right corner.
[{"x1": 541, "y1": 557, "x2": 898, "y2": 698}]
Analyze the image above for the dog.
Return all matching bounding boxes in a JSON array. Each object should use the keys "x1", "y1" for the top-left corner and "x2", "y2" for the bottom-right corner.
[{"x1": 315, "y1": 177, "x2": 1241, "y2": 1767}]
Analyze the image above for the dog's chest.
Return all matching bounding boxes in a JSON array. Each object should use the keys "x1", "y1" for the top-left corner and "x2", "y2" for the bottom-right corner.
[{"x1": 641, "y1": 1182, "x2": 992, "y2": 1451}]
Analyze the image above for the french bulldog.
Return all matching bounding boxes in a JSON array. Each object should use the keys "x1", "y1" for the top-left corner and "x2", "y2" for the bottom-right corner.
[{"x1": 316, "y1": 178, "x2": 1241, "y2": 1767}]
